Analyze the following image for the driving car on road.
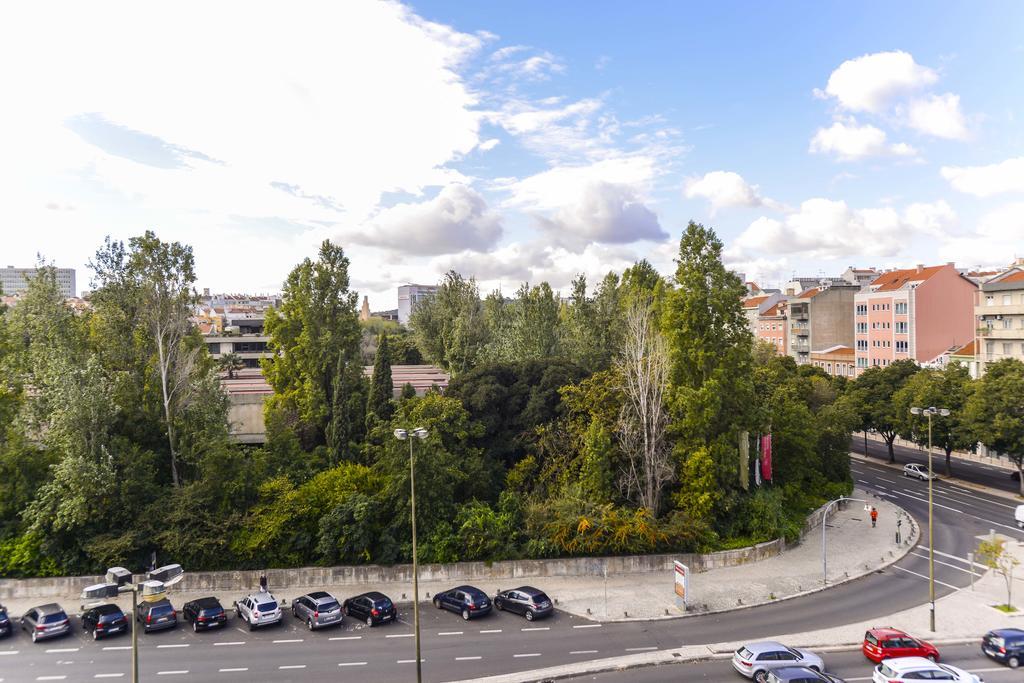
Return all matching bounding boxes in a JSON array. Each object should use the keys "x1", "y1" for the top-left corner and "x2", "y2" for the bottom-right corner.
[
  {"x1": 982, "y1": 627, "x2": 1024, "y2": 668},
  {"x1": 235, "y1": 591, "x2": 282, "y2": 630},
  {"x1": 732, "y1": 641, "x2": 825, "y2": 681},
  {"x1": 291, "y1": 591, "x2": 343, "y2": 630},
  {"x1": 767, "y1": 667, "x2": 845, "y2": 683},
  {"x1": 494, "y1": 586, "x2": 553, "y2": 621},
  {"x1": 434, "y1": 585, "x2": 491, "y2": 621},
  {"x1": 872, "y1": 657, "x2": 981, "y2": 682},
  {"x1": 342, "y1": 591, "x2": 396, "y2": 627},
  {"x1": 20, "y1": 603, "x2": 71, "y2": 643},
  {"x1": 0, "y1": 604, "x2": 10, "y2": 638},
  {"x1": 81, "y1": 604, "x2": 128, "y2": 640},
  {"x1": 181, "y1": 597, "x2": 228, "y2": 632},
  {"x1": 862, "y1": 627, "x2": 939, "y2": 663},
  {"x1": 136, "y1": 598, "x2": 178, "y2": 633},
  {"x1": 902, "y1": 463, "x2": 932, "y2": 480}
]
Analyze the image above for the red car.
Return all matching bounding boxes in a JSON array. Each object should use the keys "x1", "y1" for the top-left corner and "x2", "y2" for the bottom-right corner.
[{"x1": 862, "y1": 627, "x2": 940, "y2": 663}]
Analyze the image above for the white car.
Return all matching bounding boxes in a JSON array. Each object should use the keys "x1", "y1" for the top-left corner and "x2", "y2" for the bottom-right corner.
[
  {"x1": 903, "y1": 463, "x2": 932, "y2": 481},
  {"x1": 872, "y1": 657, "x2": 982, "y2": 682},
  {"x1": 235, "y1": 591, "x2": 283, "y2": 630}
]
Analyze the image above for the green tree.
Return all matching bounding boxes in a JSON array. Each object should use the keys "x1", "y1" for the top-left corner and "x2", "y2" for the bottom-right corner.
[
  {"x1": 366, "y1": 333, "x2": 394, "y2": 426},
  {"x1": 965, "y1": 359, "x2": 1024, "y2": 494},
  {"x1": 409, "y1": 271, "x2": 488, "y2": 375},
  {"x1": 218, "y1": 352, "x2": 244, "y2": 379},
  {"x1": 855, "y1": 359, "x2": 920, "y2": 463},
  {"x1": 977, "y1": 536, "x2": 1021, "y2": 611},
  {"x1": 894, "y1": 363, "x2": 974, "y2": 476},
  {"x1": 262, "y1": 240, "x2": 362, "y2": 453},
  {"x1": 400, "y1": 382, "x2": 417, "y2": 400}
]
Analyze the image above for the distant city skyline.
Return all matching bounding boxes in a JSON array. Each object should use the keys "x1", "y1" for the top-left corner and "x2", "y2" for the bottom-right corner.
[{"x1": 2, "y1": 1, "x2": 1023, "y2": 311}]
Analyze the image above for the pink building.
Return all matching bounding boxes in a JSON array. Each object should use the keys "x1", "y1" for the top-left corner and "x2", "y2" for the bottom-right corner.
[
  {"x1": 756, "y1": 301, "x2": 788, "y2": 355},
  {"x1": 853, "y1": 263, "x2": 978, "y2": 375}
]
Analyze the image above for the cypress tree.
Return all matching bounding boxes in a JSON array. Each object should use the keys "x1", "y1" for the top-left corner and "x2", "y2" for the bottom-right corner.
[{"x1": 367, "y1": 333, "x2": 394, "y2": 425}]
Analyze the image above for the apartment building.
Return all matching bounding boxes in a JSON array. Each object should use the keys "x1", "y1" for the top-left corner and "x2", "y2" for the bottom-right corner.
[
  {"x1": 854, "y1": 263, "x2": 977, "y2": 375},
  {"x1": 810, "y1": 345, "x2": 856, "y2": 378},
  {"x1": 840, "y1": 266, "x2": 879, "y2": 287},
  {"x1": 197, "y1": 294, "x2": 278, "y2": 368},
  {"x1": 398, "y1": 284, "x2": 438, "y2": 325},
  {"x1": 1, "y1": 266, "x2": 76, "y2": 297},
  {"x1": 742, "y1": 292, "x2": 785, "y2": 338},
  {"x1": 755, "y1": 301, "x2": 788, "y2": 355},
  {"x1": 786, "y1": 283, "x2": 859, "y2": 365},
  {"x1": 976, "y1": 264, "x2": 1024, "y2": 370}
]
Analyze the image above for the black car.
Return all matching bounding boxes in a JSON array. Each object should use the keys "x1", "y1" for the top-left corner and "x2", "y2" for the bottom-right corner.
[
  {"x1": 494, "y1": 586, "x2": 553, "y2": 621},
  {"x1": 181, "y1": 597, "x2": 228, "y2": 632},
  {"x1": 136, "y1": 599, "x2": 178, "y2": 633},
  {"x1": 767, "y1": 667, "x2": 844, "y2": 683},
  {"x1": 81, "y1": 604, "x2": 129, "y2": 640},
  {"x1": 433, "y1": 585, "x2": 491, "y2": 621},
  {"x1": 983, "y1": 628, "x2": 1024, "y2": 668},
  {"x1": 342, "y1": 591, "x2": 396, "y2": 627},
  {"x1": 0, "y1": 604, "x2": 10, "y2": 638}
]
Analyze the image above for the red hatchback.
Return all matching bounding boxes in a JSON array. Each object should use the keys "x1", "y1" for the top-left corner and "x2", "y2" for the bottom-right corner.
[{"x1": 862, "y1": 627, "x2": 940, "y2": 663}]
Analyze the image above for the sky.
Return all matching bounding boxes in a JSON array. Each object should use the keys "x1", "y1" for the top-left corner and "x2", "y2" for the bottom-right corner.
[{"x1": 2, "y1": 1, "x2": 1023, "y2": 309}]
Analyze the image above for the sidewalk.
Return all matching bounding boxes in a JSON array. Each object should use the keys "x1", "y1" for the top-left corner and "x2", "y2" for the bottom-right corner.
[{"x1": 0, "y1": 489, "x2": 913, "y2": 624}]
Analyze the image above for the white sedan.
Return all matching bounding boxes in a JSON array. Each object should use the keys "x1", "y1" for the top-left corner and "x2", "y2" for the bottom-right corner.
[
  {"x1": 902, "y1": 463, "x2": 933, "y2": 481},
  {"x1": 872, "y1": 657, "x2": 982, "y2": 682}
]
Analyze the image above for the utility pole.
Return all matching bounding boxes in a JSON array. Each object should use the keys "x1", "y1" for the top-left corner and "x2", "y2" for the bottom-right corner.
[{"x1": 395, "y1": 427, "x2": 428, "y2": 683}]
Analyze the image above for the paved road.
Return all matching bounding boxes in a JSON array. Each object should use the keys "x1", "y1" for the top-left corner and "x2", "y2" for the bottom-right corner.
[
  {"x1": 567, "y1": 643, "x2": 1016, "y2": 682},
  {"x1": 0, "y1": 455, "x2": 1018, "y2": 683}
]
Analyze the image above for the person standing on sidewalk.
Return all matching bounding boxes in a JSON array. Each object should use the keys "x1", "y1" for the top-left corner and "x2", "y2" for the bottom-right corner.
[{"x1": 870, "y1": 507, "x2": 878, "y2": 528}]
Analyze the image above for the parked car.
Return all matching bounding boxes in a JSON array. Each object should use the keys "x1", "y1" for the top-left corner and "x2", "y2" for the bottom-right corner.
[
  {"x1": 902, "y1": 463, "x2": 932, "y2": 481},
  {"x1": 136, "y1": 598, "x2": 178, "y2": 633},
  {"x1": 872, "y1": 657, "x2": 980, "y2": 683},
  {"x1": 21, "y1": 603, "x2": 71, "y2": 643},
  {"x1": 731, "y1": 642, "x2": 825, "y2": 681},
  {"x1": 767, "y1": 668, "x2": 845, "y2": 683},
  {"x1": 81, "y1": 604, "x2": 129, "y2": 640},
  {"x1": 862, "y1": 628, "x2": 939, "y2": 663},
  {"x1": 1014, "y1": 504, "x2": 1024, "y2": 529},
  {"x1": 235, "y1": 591, "x2": 282, "y2": 630},
  {"x1": 342, "y1": 591, "x2": 396, "y2": 627},
  {"x1": 181, "y1": 597, "x2": 228, "y2": 632},
  {"x1": 433, "y1": 585, "x2": 491, "y2": 621},
  {"x1": 494, "y1": 586, "x2": 553, "y2": 621},
  {"x1": 292, "y1": 591, "x2": 343, "y2": 630},
  {"x1": 982, "y1": 627, "x2": 1024, "y2": 668},
  {"x1": 0, "y1": 604, "x2": 10, "y2": 638}
]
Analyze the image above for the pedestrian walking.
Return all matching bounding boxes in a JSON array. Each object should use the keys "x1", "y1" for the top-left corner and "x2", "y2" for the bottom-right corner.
[{"x1": 870, "y1": 506, "x2": 878, "y2": 528}]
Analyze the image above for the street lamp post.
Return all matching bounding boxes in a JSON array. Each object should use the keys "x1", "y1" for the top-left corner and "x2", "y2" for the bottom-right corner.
[
  {"x1": 910, "y1": 406, "x2": 950, "y2": 633},
  {"x1": 394, "y1": 427, "x2": 428, "y2": 683}
]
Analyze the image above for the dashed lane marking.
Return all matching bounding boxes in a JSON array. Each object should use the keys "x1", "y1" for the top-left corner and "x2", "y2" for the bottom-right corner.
[
  {"x1": 625, "y1": 646, "x2": 658, "y2": 652},
  {"x1": 521, "y1": 627, "x2": 549, "y2": 632},
  {"x1": 439, "y1": 631, "x2": 463, "y2": 636},
  {"x1": 338, "y1": 662, "x2": 368, "y2": 667},
  {"x1": 93, "y1": 675, "x2": 124, "y2": 679},
  {"x1": 892, "y1": 489, "x2": 964, "y2": 513},
  {"x1": 102, "y1": 646, "x2": 131, "y2": 651},
  {"x1": 513, "y1": 653, "x2": 542, "y2": 658},
  {"x1": 214, "y1": 641, "x2": 245, "y2": 646},
  {"x1": 330, "y1": 636, "x2": 362, "y2": 641},
  {"x1": 218, "y1": 669, "x2": 248, "y2": 673},
  {"x1": 278, "y1": 665, "x2": 306, "y2": 670},
  {"x1": 397, "y1": 659, "x2": 425, "y2": 664},
  {"x1": 934, "y1": 549, "x2": 987, "y2": 570},
  {"x1": 272, "y1": 639, "x2": 303, "y2": 644},
  {"x1": 893, "y1": 565, "x2": 960, "y2": 590},
  {"x1": 571, "y1": 650, "x2": 599, "y2": 654},
  {"x1": 386, "y1": 633, "x2": 414, "y2": 638},
  {"x1": 455, "y1": 656, "x2": 482, "y2": 661},
  {"x1": 156, "y1": 644, "x2": 189, "y2": 649},
  {"x1": 45, "y1": 648, "x2": 79, "y2": 654},
  {"x1": 0, "y1": 651, "x2": 18, "y2": 655},
  {"x1": 36, "y1": 677, "x2": 67, "y2": 681},
  {"x1": 156, "y1": 673, "x2": 188, "y2": 676},
  {"x1": 480, "y1": 629, "x2": 502, "y2": 633},
  {"x1": 572, "y1": 624, "x2": 601, "y2": 629}
]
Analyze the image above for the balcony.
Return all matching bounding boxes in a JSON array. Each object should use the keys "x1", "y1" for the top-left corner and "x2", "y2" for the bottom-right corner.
[
  {"x1": 977, "y1": 304, "x2": 1024, "y2": 317},
  {"x1": 790, "y1": 340, "x2": 810, "y2": 352},
  {"x1": 790, "y1": 325, "x2": 809, "y2": 336},
  {"x1": 977, "y1": 327, "x2": 1024, "y2": 340}
]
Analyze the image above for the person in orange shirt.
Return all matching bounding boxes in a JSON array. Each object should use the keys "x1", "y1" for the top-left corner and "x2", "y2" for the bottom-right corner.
[{"x1": 870, "y1": 507, "x2": 878, "y2": 528}]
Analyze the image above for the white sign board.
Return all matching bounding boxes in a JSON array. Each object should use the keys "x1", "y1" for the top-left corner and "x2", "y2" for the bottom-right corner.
[{"x1": 674, "y1": 560, "x2": 688, "y2": 610}]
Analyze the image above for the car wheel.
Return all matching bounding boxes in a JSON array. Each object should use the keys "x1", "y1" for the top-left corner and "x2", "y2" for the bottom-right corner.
[
  {"x1": 31, "y1": 631, "x2": 37, "y2": 643},
  {"x1": 753, "y1": 671, "x2": 767, "y2": 683},
  {"x1": 525, "y1": 610, "x2": 535, "y2": 622},
  {"x1": 247, "y1": 619, "x2": 255, "y2": 632},
  {"x1": 495, "y1": 599, "x2": 503, "y2": 611},
  {"x1": 433, "y1": 597, "x2": 441, "y2": 609},
  {"x1": 343, "y1": 605, "x2": 349, "y2": 616},
  {"x1": 366, "y1": 616, "x2": 374, "y2": 628},
  {"x1": 192, "y1": 621, "x2": 198, "y2": 633},
  {"x1": 92, "y1": 629, "x2": 99, "y2": 641},
  {"x1": 461, "y1": 609, "x2": 470, "y2": 621},
  {"x1": 1008, "y1": 655, "x2": 1020, "y2": 668},
  {"x1": 808, "y1": 665, "x2": 820, "y2": 672}
]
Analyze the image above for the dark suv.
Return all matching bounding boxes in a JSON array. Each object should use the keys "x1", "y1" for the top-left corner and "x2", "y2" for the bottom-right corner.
[
  {"x1": 0, "y1": 604, "x2": 10, "y2": 638},
  {"x1": 342, "y1": 591, "x2": 396, "y2": 627},
  {"x1": 434, "y1": 585, "x2": 491, "y2": 621},
  {"x1": 983, "y1": 628, "x2": 1024, "y2": 668},
  {"x1": 767, "y1": 667, "x2": 845, "y2": 683},
  {"x1": 494, "y1": 586, "x2": 553, "y2": 621},
  {"x1": 136, "y1": 599, "x2": 178, "y2": 633},
  {"x1": 81, "y1": 604, "x2": 129, "y2": 640},
  {"x1": 21, "y1": 604, "x2": 71, "y2": 643},
  {"x1": 182, "y1": 597, "x2": 228, "y2": 632}
]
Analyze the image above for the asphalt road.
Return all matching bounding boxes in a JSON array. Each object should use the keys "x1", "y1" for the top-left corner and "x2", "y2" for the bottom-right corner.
[
  {"x1": 567, "y1": 643, "x2": 1017, "y2": 682},
  {"x1": 1, "y1": 453, "x2": 1019, "y2": 683}
]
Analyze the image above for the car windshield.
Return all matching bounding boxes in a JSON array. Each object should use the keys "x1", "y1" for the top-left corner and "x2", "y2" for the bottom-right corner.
[
  {"x1": 201, "y1": 606, "x2": 223, "y2": 615},
  {"x1": 42, "y1": 612, "x2": 67, "y2": 623},
  {"x1": 785, "y1": 647, "x2": 802, "y2": 658},
  {"x1": 150, "y1": 604, "x2": 173, "y2": 616},
  {"x1": 257, "y1": 601, "x2": 277, "y2": 611},
  {"x1": 865, "y1": 632, "x2": 878, "y2": 645},
  {"x1": 318, "y1": 601, "x2": 340, "y2": 612},
  {"x1": 531, "y1": 593, "x2": 550, "y2": 603},
  {"x1": 737, "y1": 647, "x2": 753, "y2": 659},
  {"x1": 877, "y1": 663, "x2": 896, "y2": 677},
  {"x1": 374, "y1": 599, "x2": 392, "y2": 609}
]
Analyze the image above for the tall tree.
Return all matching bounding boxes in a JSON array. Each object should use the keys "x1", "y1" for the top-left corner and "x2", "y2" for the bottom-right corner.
[
  {"x1": 509, "y1": 281, "x2": 562, "y2": 361},
  {"x1": 894, "y1": 362, "x2": 974, "y2": 476},
  {"x1": 965, "y1": 359, "x2": 1024, "y2": 495},
  {"x1": 409, "y1": 271, "x2": 488, "y2": 375},
  {"x1": 262, "y1": 240, "x2": 362, "y2": 452},
  {"x1": 855, "y1": 359, "x2": 919, "y2": 463},
  {"x1": 366, "y1": 333, "x2": 394, "y2": 425}
]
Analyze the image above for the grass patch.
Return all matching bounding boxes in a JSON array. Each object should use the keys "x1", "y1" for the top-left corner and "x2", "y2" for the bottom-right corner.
[{"x1": 993, "y1": 604, "x2": 1019, "y2": 613}]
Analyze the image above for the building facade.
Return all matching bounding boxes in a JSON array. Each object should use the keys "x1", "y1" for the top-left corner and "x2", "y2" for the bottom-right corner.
[
  {"x1": 786, "y1": 283, "x2": 859, "y2": 365},
  {"x1": 1, "y1": 266, "x2": 76, "y2": 297},
  {"x1": 854, "y1": 263, "x2": 978, "y2": 375},
  {"x1": 976, "y1": 265, "x2": 1024, "y2": 371},
  {"x1": 755, "y1": 301, "x2": 788, "y2": 355},
  {"x1": 810, "y1": 345, "x2": 856, "y2": 378},
  {"x1": 397, "y1": 284, "x2": 438, "y2": 325},
  {"x1": 197, "y1": 294, "x2": 278, "y2": 368}
]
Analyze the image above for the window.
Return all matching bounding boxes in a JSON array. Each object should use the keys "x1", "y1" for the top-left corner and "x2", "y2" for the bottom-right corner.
[
  {"x1": 896, "y1": 340, "x2": 908, "y2": 352},
  {"x1": 858, "y1": 357, "x2": 868, "y2": 368},
  {"x1": 1005, "y1": 343, "x2": 1014, "y2": 357},
  {"x1": 895, "y1": 321, "x2": 908, "y2": 334},
  {"x1": 895, "y1": 302, "x2": 907, "y2": 314},
  {"x1": 1004, "y1": 318, "x2": 1013, "y2": 330},
  {"x1": 986, "y1": 296, "x2": 995, "y2": 306},
  {"x1": 1005, "y1": 294, "x2": 1013, "y2": 305},
  {"x1": 856, "y1": 304, "x2": 867, "y2": 315},
  {"x1": 857, "y1": 340, "x2": 867, "y2": 351}
]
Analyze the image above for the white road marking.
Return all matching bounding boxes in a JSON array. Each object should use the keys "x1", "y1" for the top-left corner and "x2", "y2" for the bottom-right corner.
[
  {"x1": 45, "y1": 648, "x2": 79, "y2": 653},
  {"x1": 386, "y1": 633, "x2": 414, "y2": 638},
  {"x1": 572, "y1": 624, "x2": 602, "y2": 629},
  {"x1": 522, "y1": 627, "x2": 549, "y2": 631},
  {"x1": 571, "y1": 650, "x2": 599, "y2": 654},
  {"x1": 893, "y1": 565, "x2": 960, "y2": 590},
  {"x1": 278, "y1": 665, "x2": 306, "y2": 670},
  {"x1": 937, "y1": 485, "x2": 1016, "y2": 509},
  {"x1": 0, "y1": 651, "x2": 18, "y2": 655},
  {"x1": 36, "y1": 677, "x2": 67, "y2": 681},
  {"x1": 439, "y1": 631, "x2": 463, "y2": 635},
  {"x1": 397, "y1": 659, "x2": 425, "y2": 664},
  {"x1": 909, "y1": 551, "x2": 978, "y2": 573},
  {"x1": 156, "y1": 644, "x2": 189, "y2": 649},
  {"x1": 272, "y1": 639, "x2": 303, "y2": 644},
  {"x1": 330, "y1": 635, "x2": 362, "y2": 641},
  {"x1": 338, "y1": 662, "x2": 368, "y2": 667},
  {"x1": 94, "y1": 675, "x2": 124, "y2": 679},
  {"x1": 625, "y1": 646, "x2": 658, "y2": 651},
  {"x1": 894, "y1": 490, "x2": 964, "y2": 513},
  {"x1": 156, "y1": 673, "x2": 188, "y2": 677},
  {"x1": 514, "y1": 653, "x2": 541, "y2": 658},
  {"x1": 455, "y1": 656, "x2": 482, "y2": 661},
  {"x1": 214, "y1": 641, "x2": 245, "y2": 646},
  {"x1": 934, "y1": 549, "x2": 987, "y2": 570},
  {"x1": 218, "y1": 669, "x2": 248, "y2": 673},
  {"x1": 102, "y1": 646, "x2": 131, "y2": 651},
  {"x1": 480, "y1": 629, "x2": 502, "y2": 633}
]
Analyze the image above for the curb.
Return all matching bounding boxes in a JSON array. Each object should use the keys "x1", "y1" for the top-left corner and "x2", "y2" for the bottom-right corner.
[{"x1": 850, "y1": 451, "x2": 1024, "y2": 504}]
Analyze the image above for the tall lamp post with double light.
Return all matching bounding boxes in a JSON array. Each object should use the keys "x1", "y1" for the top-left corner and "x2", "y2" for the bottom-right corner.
[
  {"x1": 394, "y1": 427, "x2": 428, "y2": 683},
  {"x1": 910, "y1": 405, "x2": 950, "y2": 632},
  {"x1": 82, "y1": 563, "x2": 184, "y2": 683}
]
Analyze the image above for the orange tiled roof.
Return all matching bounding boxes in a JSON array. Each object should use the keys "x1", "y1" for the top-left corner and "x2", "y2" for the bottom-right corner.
[
  {"x1": 743, "y1": 295, "x2": 769, "y2": 308},
  {"x1": 760, "y1": 303, "x2": 784, "y2": 317},
  {"x1": 951, "y1": 340, "x2": 977, "y2": 357},
  {"x1": 796, "y1": 287, "x2": 821, "y2": 299},
  {"x1": 999, "y1": 270, "x2": 1024, "y2": 284},
  {"x1": 813, "y1": 345, "x2": 854, "y2": 358},
  {"x1": 871, "y1": 265, "x2": 946, "y2": 292}
]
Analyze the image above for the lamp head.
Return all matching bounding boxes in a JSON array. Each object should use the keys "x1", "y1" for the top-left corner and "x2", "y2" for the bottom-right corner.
[
  {"x1": 413, "y1": 427, "x2": 428, "y2": 439},
  {"x1": 910, "y1": 407, "x2": 922, "y2": 415},
  {"x1": 939, "y1": 409, "x2": 951, "y2": 417},
  {"x1": 394, "y1": 429, "x2": 408, "y2": 440}
]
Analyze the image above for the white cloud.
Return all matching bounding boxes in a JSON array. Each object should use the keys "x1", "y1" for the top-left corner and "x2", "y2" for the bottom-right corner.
[
  {"x1": 809, "y1": 120, "x2": 915, "y2": 161},
  {"x1": 478, "y1": 138, "x2": 501, "y2": 151},
  {"x1": 355, "y1": 184, "x2": 502, "y2": 255},
  {"x1": 904, "y1": 93, "x2": 968, "y2": 139},
  {"x1": 902, "y1": 200, "x2": 958, "y2": 236},
  {"x1": 941, "y1": 157, "x2": 1024, "y2": 197},
  {"x1": 683, "y1": 171, "x2": 779, "y2": 213},
  {"x1": 937, "y1": 203, "x2": 1024, "y2": 267},
  {"x1": 819, "y1": 50, "x2": 937, "y2": 113}
]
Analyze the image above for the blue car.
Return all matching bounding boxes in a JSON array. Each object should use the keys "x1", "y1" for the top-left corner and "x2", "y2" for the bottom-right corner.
[
  {"x1": 433, "y1": 585, "x2": 491, "y2": 620},
  {"x1": 983, "y1": 628, "x2": 1024, "y2": 668}
]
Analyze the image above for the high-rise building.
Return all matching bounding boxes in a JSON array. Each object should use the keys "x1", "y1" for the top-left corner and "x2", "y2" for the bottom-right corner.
[
  {"x1": 1, "y1": 266, "x2": 76, "y2": 297},
  {"x1": 397, "y1": 284, "x2": 438, "y2": 325},
  {"x1": 786, "y1": 283, "x2": 859, "y2": 365},
  {"x1": 976, "y1": 264, "x2": 1024, "y2": 371}
]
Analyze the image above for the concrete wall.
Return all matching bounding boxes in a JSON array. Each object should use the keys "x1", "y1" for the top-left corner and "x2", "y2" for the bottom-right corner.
[
  {"x1": 809, "y1": 285, "x2": 857, "y2": 352},
  {"x1": 0, "y1": 503, "x2": 837, "y2": 601},
  {"x1": 227, "y1": 392, "x2": 269, "y2": 444}
]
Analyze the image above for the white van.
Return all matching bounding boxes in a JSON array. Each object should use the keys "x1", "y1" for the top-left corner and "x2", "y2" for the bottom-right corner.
[{"x1": 1015, "y1": 505, "x2": 1024, "y2": 529}]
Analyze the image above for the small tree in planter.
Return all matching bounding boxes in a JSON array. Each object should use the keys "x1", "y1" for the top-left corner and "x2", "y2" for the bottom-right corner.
[{"x1": 978, "y1": 537, "x2": 1021, "y2": 612}]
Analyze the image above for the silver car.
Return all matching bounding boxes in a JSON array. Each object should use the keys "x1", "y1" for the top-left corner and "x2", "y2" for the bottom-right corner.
[
  {"x1": 291, "y1": 591, "x2": 343, "y2": 630},
  {"x1": 235, "y1": 591, "x2": 282, "y2": 630},
  {"x1": 21, "y1": 603, "x2": 71, "y2": 643},
  {"x1": 733, "y1": 642, "x2": 826, "y2": 682}
]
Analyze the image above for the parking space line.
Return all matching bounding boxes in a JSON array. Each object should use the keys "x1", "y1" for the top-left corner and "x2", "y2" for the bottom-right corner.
[
  {"x1": 218, "y1": 669, "x2": 248, "y2": 673},
  {"x1": 625, "y1": 646, "x2": 658, "y2": 651},
  {"x1": 514, "y1": 653, "x2": 541, "y2": 658},
  {"x1": 571, "y1": 650, "x2": 599, "y2": 654},
  {"x1": 338, "y1": 662, "x2": 368, "y2": 667},
  {"x1": 455, "y1": 656, "x2": 482, "y2": 661},
  {"x1": 157, "y1": 644, "x2": 189, "y2": 649},
  {"x1": 330, "y1": 635, "x2": 361, "y2": 641},
  {"x1": 573, "y1": 624, "x2": 601, "y2": 629},
  {"x1": 214, "y1": 641, "x2": 245, "y2": 646}
]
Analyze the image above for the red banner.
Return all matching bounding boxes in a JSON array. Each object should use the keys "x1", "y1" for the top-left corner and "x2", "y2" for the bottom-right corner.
[{"x1": 760, "y1": 434, "x2": 772, "y2": 482}]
